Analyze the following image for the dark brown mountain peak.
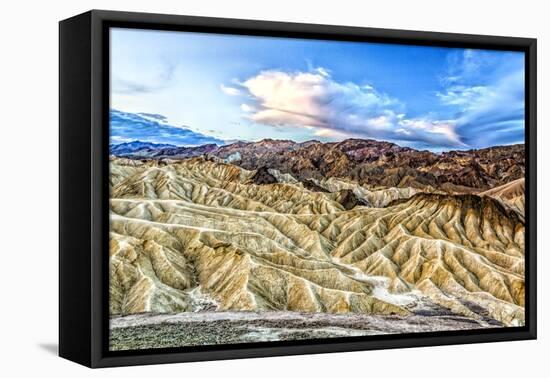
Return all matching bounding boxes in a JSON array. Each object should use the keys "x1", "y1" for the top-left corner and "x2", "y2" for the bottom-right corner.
[
  {"x1": 249, "y1": 166, "x2": 278, "y2": 185},
  {"x1": 334, "y1": 189, "x2": 370, "y2": 210}
]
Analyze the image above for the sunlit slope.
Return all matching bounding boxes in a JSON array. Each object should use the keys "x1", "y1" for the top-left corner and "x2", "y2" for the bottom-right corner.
[
  {"x1": 481, "y1": 178, "x2": 525, "y2": 217},
  {"x1": 109, "y1": 158, "x2": 524, "y2": 326},
  {"x1": 111, "y1": 158, "x2": 344, "y2": 214},
  {"x1": 305, "y1": 193, "x2": 524, "y2": 326}
]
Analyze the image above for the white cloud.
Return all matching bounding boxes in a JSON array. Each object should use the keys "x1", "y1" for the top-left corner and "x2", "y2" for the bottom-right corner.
[
  {"x1": 315, "y1": 67, "x2": 331, "y2": 77},
  {"x1": 220, "y1": 84, "x2": 241, "y2": 96},
  {"x1": 229, "y1": 68, "x2": 465, "y2": 147},
  {"x1": 240, "y1": 103, "x2": 255, "y2": 112},
  {"x1": 239, "y1": 69, "x2": 397, "y2": 130},
  {"x1": 398, "y1": 118, "x2": 464, "y2": 147},
  {"x1": 314, "y1": 128, "x2": 349, "y2": 138},
  {"x1": 437, "y1": 85, "x2": 493, "y2": 109}
]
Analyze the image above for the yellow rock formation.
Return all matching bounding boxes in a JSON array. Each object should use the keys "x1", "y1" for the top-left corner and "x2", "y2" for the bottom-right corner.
[{"x1": 109, "y1": 158, "x2": 524, "y2": 326}]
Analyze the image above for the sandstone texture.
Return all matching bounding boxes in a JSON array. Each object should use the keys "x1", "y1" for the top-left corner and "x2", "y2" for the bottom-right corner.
[{"x1": 109, "y1": 152, "x2": 525, "y2": 328}]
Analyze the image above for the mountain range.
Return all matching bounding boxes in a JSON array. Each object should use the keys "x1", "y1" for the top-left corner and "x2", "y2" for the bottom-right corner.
[
  {"x1": 110, "y1": 138, "x2": 525, "y2": 194},
  {"x1": 109, "y1": 141, "x2": 176, "y2": 155}
]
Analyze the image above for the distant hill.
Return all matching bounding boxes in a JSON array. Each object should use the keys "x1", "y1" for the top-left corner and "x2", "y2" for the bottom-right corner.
[
  {"x1": 109, "y1": 138, "x2": 525, "y2": 192},
  {"x1": 109, "y1": 141, "x2": 176, "y2": 155}
]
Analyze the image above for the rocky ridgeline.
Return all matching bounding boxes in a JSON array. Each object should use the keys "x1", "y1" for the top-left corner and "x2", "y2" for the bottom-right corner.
[{"x1": 110, "y1": 138, "x2": 524, "y2": 193}]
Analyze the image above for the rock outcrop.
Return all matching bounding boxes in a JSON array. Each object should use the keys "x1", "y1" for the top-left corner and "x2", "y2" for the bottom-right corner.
[{"x1": 481, "y1": 178, "x2": 525, "y2": 217}]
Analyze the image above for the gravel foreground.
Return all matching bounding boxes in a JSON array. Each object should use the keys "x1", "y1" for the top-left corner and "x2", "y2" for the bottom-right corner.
[{"x1": 110, "y1": 311, "x2": 501, "y2": 351}]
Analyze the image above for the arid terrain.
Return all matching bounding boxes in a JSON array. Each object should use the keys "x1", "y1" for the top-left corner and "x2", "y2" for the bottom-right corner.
[{"x1": 109, "y1": 138, "x2": 525, "y2": 350}]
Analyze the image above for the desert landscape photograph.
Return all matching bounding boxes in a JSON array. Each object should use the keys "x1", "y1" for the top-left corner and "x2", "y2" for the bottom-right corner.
[{"x1": 108, "y1": 28, "x2": 525, "y2": 351}]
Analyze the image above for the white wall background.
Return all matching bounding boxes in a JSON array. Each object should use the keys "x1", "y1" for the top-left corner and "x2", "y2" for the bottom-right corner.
[{"x1": 0, "y1": 0, "x2": 546, "y2": 376}]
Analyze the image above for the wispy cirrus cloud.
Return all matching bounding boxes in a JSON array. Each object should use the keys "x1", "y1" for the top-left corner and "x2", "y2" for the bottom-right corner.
[
  {"x1": 437, "y1": 85, "x2": 492, "y2": 109},
  {"x1": 223, "y1": 68, "x2": 465, "y2": 148},
  {"x1": 110, "y1": 109, "x2": 224, "y2": 146},
  {"x1": 437, "y1": 49, "x2": 525, "y2": 147},
  {"x1": 112, "y1": 62, "x2": 176, "y2": 95}
]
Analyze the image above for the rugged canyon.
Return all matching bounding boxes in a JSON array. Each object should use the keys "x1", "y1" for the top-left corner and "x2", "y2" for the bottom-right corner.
[{"x1": 109, "y1": 139, "x2": 525, "y2": 343}]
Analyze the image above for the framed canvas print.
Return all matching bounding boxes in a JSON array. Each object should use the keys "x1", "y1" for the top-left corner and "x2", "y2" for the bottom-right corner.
[{"x1": 59, "y1": 10, "x2": 537, "y2": 368}]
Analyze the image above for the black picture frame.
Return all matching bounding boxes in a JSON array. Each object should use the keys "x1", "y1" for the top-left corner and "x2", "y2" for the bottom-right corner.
[{"x1": 59, "y1": 9, "x2": 537, "y2": 368}]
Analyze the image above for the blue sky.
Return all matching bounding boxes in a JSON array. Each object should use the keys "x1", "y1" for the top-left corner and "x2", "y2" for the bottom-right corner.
[{"x1": 110, "y1": 28, "x2": 525, "y2": 151}]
